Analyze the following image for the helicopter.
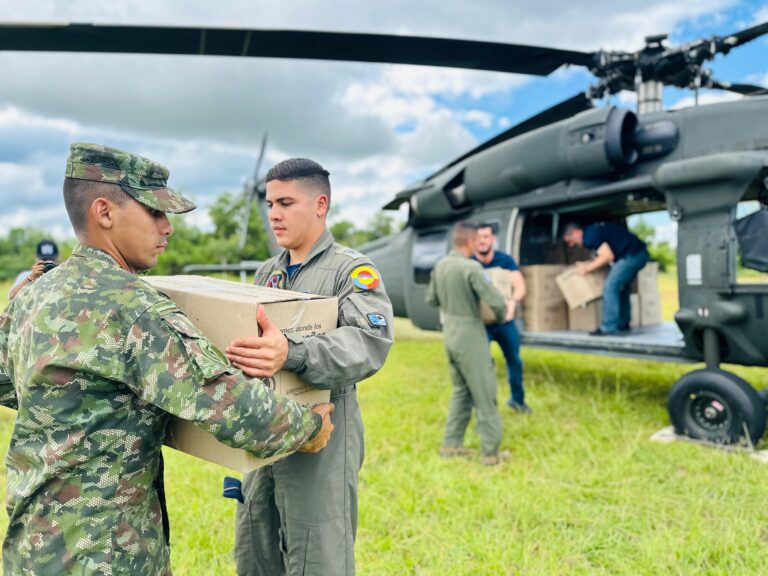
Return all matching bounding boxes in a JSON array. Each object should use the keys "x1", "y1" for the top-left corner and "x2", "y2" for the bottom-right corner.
[{"x1": 2, "y1": 20, "x2": 768, "y2": 446}]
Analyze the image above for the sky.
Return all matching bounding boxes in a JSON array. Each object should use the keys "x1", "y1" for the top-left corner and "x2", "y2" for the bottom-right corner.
[{"x1": 0, "y1": 0, "x2": 766, "y2": 241}]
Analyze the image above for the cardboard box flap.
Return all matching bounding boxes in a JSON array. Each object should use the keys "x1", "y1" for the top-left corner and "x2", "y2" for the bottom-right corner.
[
  {"x1": 145, "y1": 275, "x2": 338, "y2": 349},
  {"x1": 146, "y1": 275, "x2": 326, "y2": 304},
  {"x1": 555, "y1": 266, "x2": 606, "y2": 309}
]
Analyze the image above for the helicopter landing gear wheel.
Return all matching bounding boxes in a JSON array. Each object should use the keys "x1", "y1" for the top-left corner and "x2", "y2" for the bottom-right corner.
[{"x1": 667, "y1": 369, "x2": 766, "y2": 445}]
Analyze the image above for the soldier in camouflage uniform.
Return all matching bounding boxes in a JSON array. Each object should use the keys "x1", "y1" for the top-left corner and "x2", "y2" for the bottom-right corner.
[
  {"x1": 426, "y1": 221, "x2": 510, "y2": 466},
  {"x1": 0, "y1": 143, "x2": 334, "y2": 576},
  {"x1": 224, "y1": 158, "x2": 394, "y2": 576}
]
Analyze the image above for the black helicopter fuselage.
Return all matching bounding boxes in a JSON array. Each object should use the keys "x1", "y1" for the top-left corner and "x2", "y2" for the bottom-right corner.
[{"x1": 365, "y1": 96, "x2": 768, "y2": 369}]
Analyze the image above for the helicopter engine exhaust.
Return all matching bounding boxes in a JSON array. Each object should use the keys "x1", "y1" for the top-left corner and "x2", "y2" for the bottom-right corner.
[
  {"x1": 410, "y1": 107, "x2": 641, "y2": 219},
  {"x1": 464, "y1": 106, "x2": 638, "y2": 203}
]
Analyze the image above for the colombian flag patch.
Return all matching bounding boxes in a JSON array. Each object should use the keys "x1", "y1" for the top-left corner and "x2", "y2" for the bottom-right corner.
[
  {"x1": 351, "y1": 265, "x2": 380, "y2": 291},
  {"x1": 266, "y1": 271, "x2": 285, "y2": 289}
]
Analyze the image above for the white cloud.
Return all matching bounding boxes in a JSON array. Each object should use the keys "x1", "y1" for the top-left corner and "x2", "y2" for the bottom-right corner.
[
  {"x1": 654, "y1": 223, "x2": 678, "y2": 247},
  {"x1": 616, "y1": 91, "x2": 638, "y2": 107},
  {"x1": 669, "y1": 90, "x2": 742, "y2": 109},
  {"x1": 0, "y1": 0, "x2": 756, "y2": 236},
  {"x1": 458, "y1": 110, "x2": 495, "y2": 129},
  {"x1": 378, "y1": 66, "x2": 526, "y2": 99},
  {"x1": 745, "y1": 72, "x2": 768, "y2": 88}
]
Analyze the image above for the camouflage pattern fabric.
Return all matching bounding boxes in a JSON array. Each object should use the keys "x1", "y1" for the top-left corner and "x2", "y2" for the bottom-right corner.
[
  {"x1": 65, "y1": 142, "x2": 196, "y2": 214},
  {"x1": 0, "y1": 245, "x2": 320, "y2": 575}
]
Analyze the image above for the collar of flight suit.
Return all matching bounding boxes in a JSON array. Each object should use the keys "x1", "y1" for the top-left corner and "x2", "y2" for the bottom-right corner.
[
  {"x1": 275, "y1": 228, "x2": 335, "y2": 271},
  {"x1": 275, "y1": 228, "x2": 335, "y2": 372}
]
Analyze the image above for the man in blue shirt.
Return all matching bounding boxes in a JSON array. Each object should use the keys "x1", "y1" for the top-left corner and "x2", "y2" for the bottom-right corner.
[
  {"x1": 563, "y1": 222, "x2": 649, "y2": 336},
  {"x1": 473, "y1": 223, "x2": 531, "y2": 412}
]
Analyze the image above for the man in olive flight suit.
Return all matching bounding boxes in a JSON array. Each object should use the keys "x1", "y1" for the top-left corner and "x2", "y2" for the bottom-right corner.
[
  {"x1": 426, "y1": 221, "x2": 511, "y2": 466},
  {"x1": 225, "y1": 158, "x2": 394, "y2": 575},
  {"x1": 0, "y1": 143, "x2": 334, "y2": 576}
]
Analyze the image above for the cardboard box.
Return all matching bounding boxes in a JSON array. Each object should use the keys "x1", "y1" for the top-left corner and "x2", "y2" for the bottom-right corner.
[
  {"x1": 521, "y1": 264, "x2": 567, "y2": 303},
  {"x1": 555, "y1": 266, "x2": 607, "y2": 309},
  {"x1": 632, "y1": 261, "x2": 659, "y2": 294},
  {"x1": 568, "y1": 300, "x2": 602, "y2": 332},
  {"x1": 630, "y1": 293, "x2": 640, "y2": 328},
  {"x1": 522, "y1": 299, "x2": 568, "y2": 332},
  {"x1": 565, "y1": 245, "x2": 595, "y2": 264},
  {"x1": 639, "y1": 292, "x2": 662, "y2": 326},
  {"x1": 479, "y1": 267, "x2": 514, "y2": 324},
  {"x1": 541, "y1": 242, "x2": 567, "y2": 264},
  {"x1": 144, "y1": 275, "x2": 337, "y2": 473}
]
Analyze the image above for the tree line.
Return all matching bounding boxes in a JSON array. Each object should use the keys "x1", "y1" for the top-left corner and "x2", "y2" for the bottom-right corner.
[
  {"x1": 0, "y1": 193, "x2": 676, "y2": 283},
  {"x1": 0, "y1": 192, "x2": 400, "y2": 281}
]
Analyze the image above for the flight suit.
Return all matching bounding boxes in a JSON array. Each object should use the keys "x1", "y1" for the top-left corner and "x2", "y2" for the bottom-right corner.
[
  {"x1": 234, "y1": 229, "x2": 394, "y2": 576},
  {"x1": 0, "y1": 245, "x2": 321, "y2": 576},
  {"x1": 426, "y1": 250, "x2": 507, "y2": 456}
]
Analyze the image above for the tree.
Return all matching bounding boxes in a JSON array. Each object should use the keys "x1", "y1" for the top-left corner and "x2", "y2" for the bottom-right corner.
[
  {"x1": 0, "y1": 229, "x2": 75, "y2": 281},
  {"x1": 630, "y1": 217, "x2": 676, "y2": 272},
  {"x1": 150, "y1": 190, "x2": 271, "y2": 275},
  {"x1": 329, "y1": 213, "x2": 400, "y2": 248}
]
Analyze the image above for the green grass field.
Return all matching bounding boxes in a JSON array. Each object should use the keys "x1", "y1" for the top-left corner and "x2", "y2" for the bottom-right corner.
[{"x1": 2, "y1": 274, "x2": 768, "y2": 574}]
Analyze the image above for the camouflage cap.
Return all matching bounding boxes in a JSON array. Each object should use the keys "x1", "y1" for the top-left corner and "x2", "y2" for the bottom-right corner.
[{"x1": 64, "y1": 143, "x2": 196, "y2": 214}]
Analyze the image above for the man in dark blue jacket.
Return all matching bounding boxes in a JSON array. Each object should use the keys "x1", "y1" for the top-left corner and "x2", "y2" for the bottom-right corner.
[
  {"x1": 473, "y1": 223, "x2": 530, "y2": 412},
  {"x1": 563, "y1": 222, "x2": 649, "y2": 336}
]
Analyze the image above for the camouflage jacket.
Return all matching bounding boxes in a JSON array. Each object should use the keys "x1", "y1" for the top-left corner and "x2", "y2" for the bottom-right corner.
[
  {"x1": 0, "y1": 245, "x2": 320, "y2": 575},
  {"x1": 254, "y1": 229, "x2": 394, "y2": 394}
]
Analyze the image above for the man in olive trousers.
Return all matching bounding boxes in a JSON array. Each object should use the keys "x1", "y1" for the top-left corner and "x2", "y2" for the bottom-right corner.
[
  {"x1": 225, "y1": 158, "x2": 394, "y2": 575},
  {"x1": 426, "y1": 221, "x2": 511, "y2": 466}
]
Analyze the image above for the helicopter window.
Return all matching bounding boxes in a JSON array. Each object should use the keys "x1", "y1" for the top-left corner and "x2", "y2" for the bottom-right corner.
[
  {"x1": 735, "y1": 202, "x2": 768, "y2": 277},
  {"x1": 412, "y1": 229, "x2": 449, "y2": 284}
]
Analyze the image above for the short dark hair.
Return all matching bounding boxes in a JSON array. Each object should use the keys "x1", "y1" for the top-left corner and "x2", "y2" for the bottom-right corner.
[
  {"x1": 266, "y1": 158, "x2": 331, "y2": 205},
  {"x1": 562, "y1": 222, "x2": 582, "y2": 237},
  {"x1": 477, "y1": 222, "x2": 497, "y2": 235},
  {"x1": 453, "y1": 221, "x2": 478, "y2": 246},
  {"x1": 63, "y1": 178, "x2": 128, "y2": 233}
]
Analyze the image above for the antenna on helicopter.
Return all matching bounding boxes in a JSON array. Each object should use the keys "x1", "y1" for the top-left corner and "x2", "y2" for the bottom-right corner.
[{"x1": 236, "y1": 132, "x2": 268, "y2": 251}]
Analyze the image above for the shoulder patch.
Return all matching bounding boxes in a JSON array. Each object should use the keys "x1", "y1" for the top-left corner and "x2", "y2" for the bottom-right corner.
[
  {"x1": 336, "y1": 246, "x2": 365, "y2": 260},
  {"x1": 151, "y1": 299, "x2": 182, "y2": 317},
  {"x1": 351, "y1": 265, "x2": 381, "y2": 292},
  {"x1": 265, "y1": 270, "x2": 285, "y2": 289}
]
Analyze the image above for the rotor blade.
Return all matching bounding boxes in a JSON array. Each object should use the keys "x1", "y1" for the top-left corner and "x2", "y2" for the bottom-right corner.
[
  {"x1": 237, "y1": 198, "x2": 251, "y2": 252},
  {"x1": 425, "y1": 92, "x2": 594, "y2": 182},
  {"x1": 710, "y1": 79, "x2": 768, "y2": 96},
  {"x1": 723, "y1": 21, "x2": 768, "y2": 49},
  {"x1": 0, "y1": 22, "x2": 594, "y2": 75},
  {"x1": 253, "y1": 133, "x2": 268, "y2": 181}
]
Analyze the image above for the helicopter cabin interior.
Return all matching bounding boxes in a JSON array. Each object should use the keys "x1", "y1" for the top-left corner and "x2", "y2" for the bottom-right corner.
[
  {"x1": 510, "y1": 180, "x2": 768, "y2": 363},
  {"x1": 510, "y1": 186, "x2": 686, "y2": 362}
]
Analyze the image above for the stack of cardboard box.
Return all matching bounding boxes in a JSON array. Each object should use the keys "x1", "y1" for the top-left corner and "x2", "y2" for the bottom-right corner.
[
  {"x1": 631, "y1": 262, "x2": 662, "y2": 326},
  {"x1": 519, "y1": 264, "x2": 568, "y2": 331},
  {"x1": 555, "y1": 266, "x2": 607, "y2": 332},
  {"x1": 551, "y1": 262, "x2": 662, "y2": 332}
]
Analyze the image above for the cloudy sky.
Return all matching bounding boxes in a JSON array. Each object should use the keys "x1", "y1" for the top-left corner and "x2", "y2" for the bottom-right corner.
[{"x1": 1, "y1": 0, "x2": 766, "y2": 239}]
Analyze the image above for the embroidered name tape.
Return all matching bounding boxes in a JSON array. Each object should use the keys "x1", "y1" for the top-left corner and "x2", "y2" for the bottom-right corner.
[{"x1": 367, "y1": 313, "x2": 388, "y2": 327}]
